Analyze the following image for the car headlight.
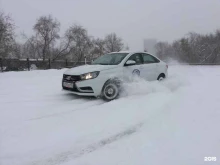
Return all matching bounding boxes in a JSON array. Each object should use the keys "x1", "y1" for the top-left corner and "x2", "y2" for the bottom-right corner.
[{"x1": 80, "y1": 71, "x2": 100, "y2": 80}]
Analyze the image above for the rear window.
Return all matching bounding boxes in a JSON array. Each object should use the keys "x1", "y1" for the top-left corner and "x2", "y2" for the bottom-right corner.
[{"x1": 142, "y1": 54, "x2": 160, "y2": 63}]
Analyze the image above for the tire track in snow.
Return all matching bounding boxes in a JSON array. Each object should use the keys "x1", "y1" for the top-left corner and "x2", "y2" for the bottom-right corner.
[
  {"x1": 27, "y1": 101, "x2": 104, "y2": 121},
  {"x1": 31, "y1": 122, "x2": 144, "y2": 165},
  {"x1": 0, "y1": 93, "x2": 89, "y2": 104}
]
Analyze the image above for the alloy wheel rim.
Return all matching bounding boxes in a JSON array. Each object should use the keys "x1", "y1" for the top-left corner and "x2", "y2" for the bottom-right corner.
[
  {"x1": 104, "y1": 84, "x2": 118, "y2": 100},
  {"x1": 159, "y1": 77, "x2": 164, "y2": 81}
]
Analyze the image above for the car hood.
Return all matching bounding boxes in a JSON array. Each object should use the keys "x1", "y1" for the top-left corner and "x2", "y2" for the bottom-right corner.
[{"x1": 64, "y1": 65, "x2": 118, "y2": 75}]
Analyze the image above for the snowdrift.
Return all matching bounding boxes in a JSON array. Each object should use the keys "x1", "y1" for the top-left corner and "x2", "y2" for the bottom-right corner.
[{"x1": 0, "y1": 66, "x2": 219, "y2": 165}]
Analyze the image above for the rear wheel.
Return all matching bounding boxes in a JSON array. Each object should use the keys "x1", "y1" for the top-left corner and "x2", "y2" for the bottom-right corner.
[
  {"x1": 102, "y1": 81, "x2": 119, "y2": 101},
  {"x1": 157, "y1": 74, "x2": 165, "y2": 81}
]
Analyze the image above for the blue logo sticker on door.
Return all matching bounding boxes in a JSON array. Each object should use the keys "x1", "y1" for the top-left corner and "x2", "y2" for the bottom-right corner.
[{"x1": 132, "y1": 69, "x2": 140, "y2": 76}]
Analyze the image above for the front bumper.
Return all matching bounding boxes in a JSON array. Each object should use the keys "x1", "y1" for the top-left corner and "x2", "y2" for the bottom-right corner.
[
  {"x1": 62, "y1": 77, "x2": 105, "y2": 97},
  {"x1": 62, "y1": 89, "x2": 96, "y2": 96}
]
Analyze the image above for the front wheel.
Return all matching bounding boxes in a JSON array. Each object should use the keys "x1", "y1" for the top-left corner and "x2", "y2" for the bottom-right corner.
[{"x1": 102, "y1": 81, "x2": 119, "y2": 101}]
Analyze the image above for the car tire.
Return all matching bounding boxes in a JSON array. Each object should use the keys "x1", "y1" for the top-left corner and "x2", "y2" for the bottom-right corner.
[
  {"x1": 102, "y1": 80, "x2": 120, "y2": 101},
  {"x1": 157, "y1": 74, "x2": 165, "y2": 81}
]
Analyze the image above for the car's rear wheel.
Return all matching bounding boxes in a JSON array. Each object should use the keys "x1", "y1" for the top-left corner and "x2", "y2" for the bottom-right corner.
[
  {"x1": 102, "y1": 81, "x2": 119, "y2": 101},
  {"x1": 157, "y1": 74, "x2": 165, "y2": 81}
]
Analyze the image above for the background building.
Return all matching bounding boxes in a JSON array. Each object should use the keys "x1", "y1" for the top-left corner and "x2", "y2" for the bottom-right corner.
[{"x1": 143, "y1": 39, "x2": 157, "y2": 55}]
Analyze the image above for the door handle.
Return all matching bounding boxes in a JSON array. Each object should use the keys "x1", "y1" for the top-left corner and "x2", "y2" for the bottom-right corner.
[{"x1": 140, "y1": 66, "x2": 144, "y2": 69}]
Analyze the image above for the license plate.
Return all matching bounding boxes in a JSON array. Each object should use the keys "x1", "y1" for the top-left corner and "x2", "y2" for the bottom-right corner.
[{"x1": 63, "y1": 82, "x2": 74, "y2": 88}]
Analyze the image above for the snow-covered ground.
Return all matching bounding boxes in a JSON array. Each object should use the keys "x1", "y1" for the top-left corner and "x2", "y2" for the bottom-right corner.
[{"x1": 0, "y1": 66, "x2": 220, "y2": 165}]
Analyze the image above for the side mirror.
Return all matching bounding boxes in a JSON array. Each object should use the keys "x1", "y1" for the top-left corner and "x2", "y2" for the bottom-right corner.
[{"x1": 125, "y1": 60, "x2": 136, "y2": 66}]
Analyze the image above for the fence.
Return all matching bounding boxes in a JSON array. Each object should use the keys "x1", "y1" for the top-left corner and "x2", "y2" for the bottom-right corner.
[
  {"x1": 1, "y1": 58, "x2": 220, "y2": 72},
  {"x1": 0, "y1": 58, "x2": 91, "y2": 72}
]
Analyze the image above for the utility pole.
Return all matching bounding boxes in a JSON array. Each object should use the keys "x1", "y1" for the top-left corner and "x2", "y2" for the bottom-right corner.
[{"x1": 84, "y1": 55, "x2": 87, "y2": 65}]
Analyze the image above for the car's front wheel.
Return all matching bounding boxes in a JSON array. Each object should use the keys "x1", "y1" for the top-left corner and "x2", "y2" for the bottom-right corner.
[{"x1": 102, "y1": 81, "x2": 119, "y2": 101}]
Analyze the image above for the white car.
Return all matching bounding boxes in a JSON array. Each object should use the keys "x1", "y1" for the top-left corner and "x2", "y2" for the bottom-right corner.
[{"x1": 62, "y1": 52, "x2": 168, "y2": 101}]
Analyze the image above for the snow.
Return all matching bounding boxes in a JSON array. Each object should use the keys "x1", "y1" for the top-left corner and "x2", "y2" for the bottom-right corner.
[{"x1": 0, "y1": 66, "x2": 220, "y2": 165}]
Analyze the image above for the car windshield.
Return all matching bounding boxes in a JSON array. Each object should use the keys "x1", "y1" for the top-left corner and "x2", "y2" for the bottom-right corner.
[{"x1": 92, "y1": 53, "x2": 128, "y2": 65}]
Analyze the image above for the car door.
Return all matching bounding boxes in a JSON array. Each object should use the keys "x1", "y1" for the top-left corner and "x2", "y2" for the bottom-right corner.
[
  {"x1": 123, "y1": 53, "x2": 144, "y2": 81},
  {"x1": 140, "y1": 53, "x2": 160, "y2": 81}
]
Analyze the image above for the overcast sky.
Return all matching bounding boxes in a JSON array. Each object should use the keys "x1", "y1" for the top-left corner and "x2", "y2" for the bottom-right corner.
[{"x1": 1, "y1": 0, "x2": 220, "y2": 50}]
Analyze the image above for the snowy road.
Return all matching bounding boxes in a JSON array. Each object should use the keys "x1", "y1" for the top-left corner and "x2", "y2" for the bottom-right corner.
[{"x1": 0, "y1": 66, "x2": 220, "y2": 165}]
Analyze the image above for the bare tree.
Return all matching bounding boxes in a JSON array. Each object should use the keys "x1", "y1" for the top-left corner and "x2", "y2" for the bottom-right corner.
[
  {"x1": 10, "y1": 42, "x2": 23, "y2": 59},
  {"x1": 51, "y1": 34, "x2": 72, "y2": 61},
  {"x1": 155, "y1": 41, "x2": 175, "y2": 62},
  {"x1": 125, "y1": 44, "x2": 130, "y2": 51},
  {"x1": 104, "y1": 33, "x2": 124, "y2": 53},
  {"x1": 155, "y1": 42, "x2": 169, "y2": 59},
  {"x1": 90, "y1": 38, "x2": 106, "y2": 59},
  {"x1": 33, "y1": 15, "x2": 60, "y2": 60},
  {"x1": 212, "y1": 30, "x2": 220, "y2": 63},
  {"x1": 156, "y1": 29, "x2": 220, "y2": 64},
  {"x1": 21, "y1": 33, "x2": 42, "y2": 59},
  {"x1": 64, "y1": 24, "x2": 92, "y2": 63},
  {"x1": 0, "y1": 11, "x2": 15, "y2": 59}
]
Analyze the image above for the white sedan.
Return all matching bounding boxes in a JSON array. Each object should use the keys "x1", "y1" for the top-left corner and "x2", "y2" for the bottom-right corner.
[{"x1": 62, "y1": 52, "x2": 168, "y2": 101}]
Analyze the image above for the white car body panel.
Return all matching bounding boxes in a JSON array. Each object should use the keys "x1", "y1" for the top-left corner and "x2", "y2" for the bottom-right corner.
[
  {"x1": 123, "y1": 63, "x2": 142, "y2": 81},
  {"x1": 141, "y1": 63, "x2": 157, "y2": 81},
  {"x1": 64, "y1": 65, "x2": 117, "y2": 75},
  {"x1": 62, "y1": 52, "x2": 168, "y2": 97}
]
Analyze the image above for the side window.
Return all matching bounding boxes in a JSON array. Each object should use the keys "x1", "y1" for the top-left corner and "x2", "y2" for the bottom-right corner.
[
  {"x1": 127, "y1": 54, "x2": 143, "y2": 65},
  {"x1": 142, "y1": 54, "x2": 159, "y2": 63}
]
